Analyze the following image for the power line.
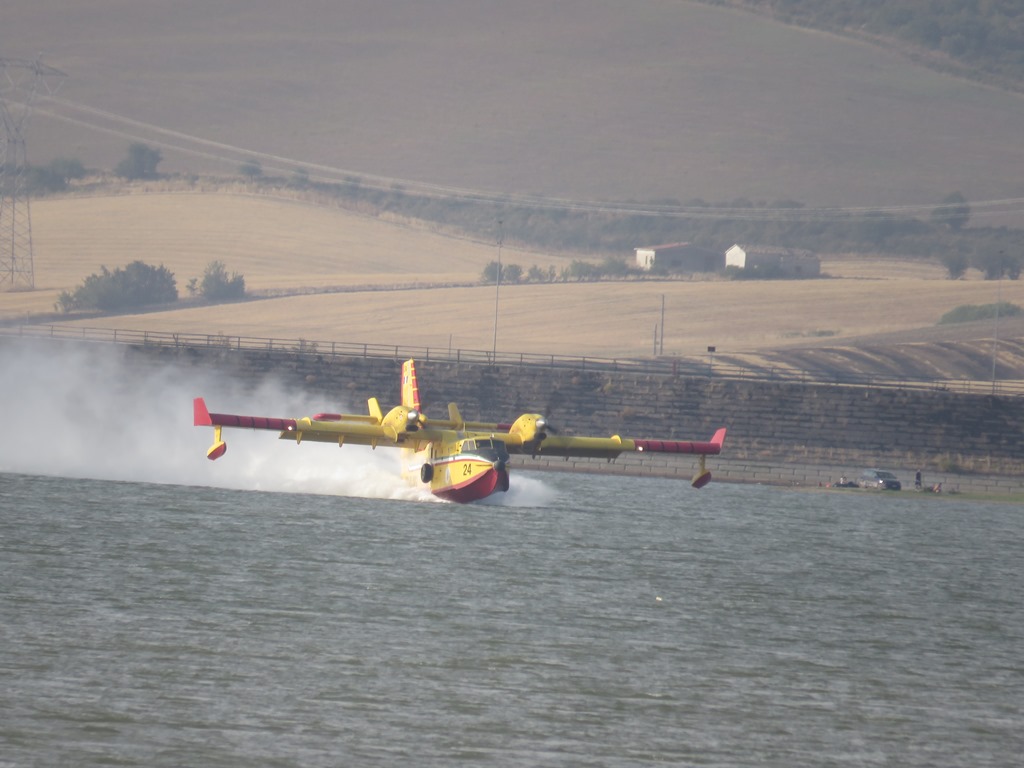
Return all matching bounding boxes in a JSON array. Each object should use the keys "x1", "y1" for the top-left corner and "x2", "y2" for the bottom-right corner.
[{"x1": 23, "y1": 93, "x2": 1024, "y2": 223}]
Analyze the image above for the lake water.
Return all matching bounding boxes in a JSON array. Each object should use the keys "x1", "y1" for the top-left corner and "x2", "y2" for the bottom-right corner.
[{"x1": 1, "y1": 469, "x2": 1021, "y2": 767}]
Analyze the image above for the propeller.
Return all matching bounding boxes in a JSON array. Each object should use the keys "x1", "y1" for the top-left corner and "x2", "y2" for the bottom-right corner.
[
  {"x1": 405, "y1": 408, "x2": 423, "y2": 431},
  {"x1": 534, "y1": 416, "x2": 549, "y2": 440},
  {"x1": 527, "y1": 415, "x2": 552, "y2": 457},
  {"x1": 508, "y1": 412, "x2": 560, "y2": 455}
]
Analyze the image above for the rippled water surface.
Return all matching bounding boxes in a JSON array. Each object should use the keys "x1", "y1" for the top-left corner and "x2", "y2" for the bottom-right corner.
[{"x1": 2, "y1": 471, "x2": 1022, "y2": 767}]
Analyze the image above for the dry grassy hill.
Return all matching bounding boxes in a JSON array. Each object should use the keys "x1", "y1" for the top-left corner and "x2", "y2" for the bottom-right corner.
[
  {"x1": 24, "y1": 187, "x2": 578, "y2": 298},
  {"x1": 4, "y1": 0, "x2": 1024, "y2": 221},
  {"x1": 5, "y1": 191, "x2": 1023, "y2": 383}
]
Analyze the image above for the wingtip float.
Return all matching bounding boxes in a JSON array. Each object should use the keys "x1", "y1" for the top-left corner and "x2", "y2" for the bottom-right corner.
[{"x1": 194, "y1": 360, "x2": 726, "y2": 503}]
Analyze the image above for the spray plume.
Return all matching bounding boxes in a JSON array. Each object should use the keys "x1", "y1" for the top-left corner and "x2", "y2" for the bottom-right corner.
[{"x1": 0, "y1": 340, "x2": 553, "y2": 506}]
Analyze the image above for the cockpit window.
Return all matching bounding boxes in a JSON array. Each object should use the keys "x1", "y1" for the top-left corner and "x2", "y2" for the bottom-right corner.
[{"x1": 458, "y1": 438, "x2": 509, "y2": 459}]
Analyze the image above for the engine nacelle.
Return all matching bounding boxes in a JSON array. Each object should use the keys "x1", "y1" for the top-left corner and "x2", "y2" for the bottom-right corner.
[
  {"x1": 508, "y1": 413, "x2": 548, "y2": 448},
  {"x1": 381, "y1": 405, "x2": 423, "y2": 441}
]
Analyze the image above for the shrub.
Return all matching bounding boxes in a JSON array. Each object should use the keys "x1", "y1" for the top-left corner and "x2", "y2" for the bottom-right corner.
[
  {"x1": 57, "y1": 261, "x2": 177, "y2": 312},
  {"x1": 938, "y1": 302, "x2": 1021, "y2": 324},
  {"x1": 115, "y1": 143, "x2": 162, "y2": 180},
  {"x1": 199, "y1": 260, "x2": 245, "y2": 300},
  {"x1": 931, "y1": 192, "x2": 970, "y2": 231},
  {"x1": 26, "y1": 157, "x2": 87, "y2": 193},
  {"x1": 939, "y1": 251, "x2": 969, "y2": 279},
  {"x1": 481, "y1": 261, "x2": 522, "y2": 284},
  {"x1": 239, "y1": 159, "x2": 263, "y2": 179}
]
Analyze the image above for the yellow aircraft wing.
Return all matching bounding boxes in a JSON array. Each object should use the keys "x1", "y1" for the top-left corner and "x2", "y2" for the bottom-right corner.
[
  {"x1": 456, "y1": 410, "x2": 727, "y2": 460},
  {"x1": 496, "y1": 430, "x2": 728, "y2": 459},
  {"x1": 195, "y1": 397, "x2": 725, "y2": 459},
  {"x1": 193, "y1": 396, "x2": 446, "y2": 456}
]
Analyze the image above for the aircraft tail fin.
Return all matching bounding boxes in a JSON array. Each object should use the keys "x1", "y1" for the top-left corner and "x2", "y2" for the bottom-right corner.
[
  {"x1": 402, "y1": 359, "x2": 421, "y2": 410},
  {"x1": 448, "y1": 402, "x2": 464, "y2": 430}
]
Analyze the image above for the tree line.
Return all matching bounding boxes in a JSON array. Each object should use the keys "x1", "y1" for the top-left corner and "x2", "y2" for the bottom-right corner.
[
  {"x1": 328, "y1": 180, "x2": 1021, "y2": 281},
  {"x1": 707, "y1": 0, "x2": 1024, "y2": 90},
  {"x1": 24, "y1": 142, "x2": 1024, "y2": 283},
  {"x1": 56, "y1": 260, "x2": 245, "y2": 314}
]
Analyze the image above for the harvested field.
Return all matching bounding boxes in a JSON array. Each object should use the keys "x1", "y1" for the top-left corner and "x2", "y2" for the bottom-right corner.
[
  {"x1": 8, "y1": 1, "x2": 1024, "y2": 218},
  {"x1": 4, "y1": 192, "x2": 1024, "y2": 382}
]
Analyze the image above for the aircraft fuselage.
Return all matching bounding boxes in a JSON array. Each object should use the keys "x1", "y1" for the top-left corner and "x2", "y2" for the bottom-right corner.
[{"x1": 423, "y1": 437, "x2": 510, "y2": 503}]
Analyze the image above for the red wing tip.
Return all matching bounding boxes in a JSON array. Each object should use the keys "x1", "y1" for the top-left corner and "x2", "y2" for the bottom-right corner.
[{"x1": 193, "y1": 397, "x2": 213, "y2": 426}]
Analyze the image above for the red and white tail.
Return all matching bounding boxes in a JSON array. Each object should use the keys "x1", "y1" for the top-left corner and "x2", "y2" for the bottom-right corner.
[{"x1": 401, "y1": 359, "x2": 421, "y2": 411}]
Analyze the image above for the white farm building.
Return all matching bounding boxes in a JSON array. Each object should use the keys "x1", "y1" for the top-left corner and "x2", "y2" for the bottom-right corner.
[
  {"x1": 725, "y1": 244, "x2": 820, "y2": 277},
  {"x1": 634, "y1": 242, "x2": 724, "y2": 273}
]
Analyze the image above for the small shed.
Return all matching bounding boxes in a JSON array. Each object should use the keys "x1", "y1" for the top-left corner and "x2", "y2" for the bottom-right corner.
[
  {"x1": 635, "y1": 242, "x2": 724, "y2": 273},
  {"x1": 725, "y1": 244, "x2": 820, "y2": 277}
]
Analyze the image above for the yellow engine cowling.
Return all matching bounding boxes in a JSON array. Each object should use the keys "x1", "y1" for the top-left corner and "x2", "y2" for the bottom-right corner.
[
  {"x1": 508, "y1": 413, "x2": 548, "y2": 446},
  {"x1": 380, "y1": 405, "x2": 424, "y2": 441}
]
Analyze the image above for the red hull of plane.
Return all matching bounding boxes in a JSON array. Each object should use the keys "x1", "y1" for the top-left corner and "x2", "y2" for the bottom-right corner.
[{"x1": 433, "y1": 467, "x2": 509, "y2": 504}]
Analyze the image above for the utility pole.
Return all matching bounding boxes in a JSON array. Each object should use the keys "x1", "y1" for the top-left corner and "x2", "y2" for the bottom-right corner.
[
  {"x1": 491, "y1": 218, "x2": 503, "y2": 361},
  {"x1": 659, "y1": 294, "x2": 665, "y2": 356},
  {"x1": 991, "y1": 256, "x2": 1004, "y2": 394},
  {"x1": 0, "y1": 57, "x2": 66, "y2": 291}
]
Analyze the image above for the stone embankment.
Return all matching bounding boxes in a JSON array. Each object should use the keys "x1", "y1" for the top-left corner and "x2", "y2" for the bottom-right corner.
[
  {"x1": 510, "y1": 455, "x2": 1020, "y2": 497},
  {"x1": 7, "y1": 336, "x2": 1021, "y2": 495},
  {"x1": 124, "y1": 342, "x2": 1023, "y2": 495}
]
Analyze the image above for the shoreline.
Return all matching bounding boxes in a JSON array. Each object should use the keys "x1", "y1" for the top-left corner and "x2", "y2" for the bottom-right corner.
[{"x1": 510, "y1": 454, "x2": 1024, "y2": 498}]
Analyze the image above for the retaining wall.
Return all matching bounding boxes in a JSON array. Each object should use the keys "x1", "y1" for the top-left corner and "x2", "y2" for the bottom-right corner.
[
  {"x1": 509, "y1": 455, "x2": 1021, "y2": 496},
  {"x1": 7, "y1": 337, "x2": 1022, "y2": 494},
  {"x1": 130, "y1": 343, "x2": 1023, "y2": 492}
]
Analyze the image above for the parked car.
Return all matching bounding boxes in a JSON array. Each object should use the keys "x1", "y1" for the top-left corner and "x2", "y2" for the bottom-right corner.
[{"x1": 858, "y1": 469, "x2": 902, "y2": 491}]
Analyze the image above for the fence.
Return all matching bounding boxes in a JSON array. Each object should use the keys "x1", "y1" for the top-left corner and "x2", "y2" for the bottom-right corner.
[{"x1": 4, "y1": 323, "x2": 1023, "y2": 397}]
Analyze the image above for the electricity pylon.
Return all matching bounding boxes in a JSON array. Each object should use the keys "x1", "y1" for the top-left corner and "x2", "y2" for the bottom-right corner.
[{"x1": 0, "y1": 57, "x2": 66, "y2": 291}]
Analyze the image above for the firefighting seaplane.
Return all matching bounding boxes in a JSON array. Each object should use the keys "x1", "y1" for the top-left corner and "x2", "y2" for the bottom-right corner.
[{"x1": 194, "y1": 359, "x2": 727, "y2": 503}]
